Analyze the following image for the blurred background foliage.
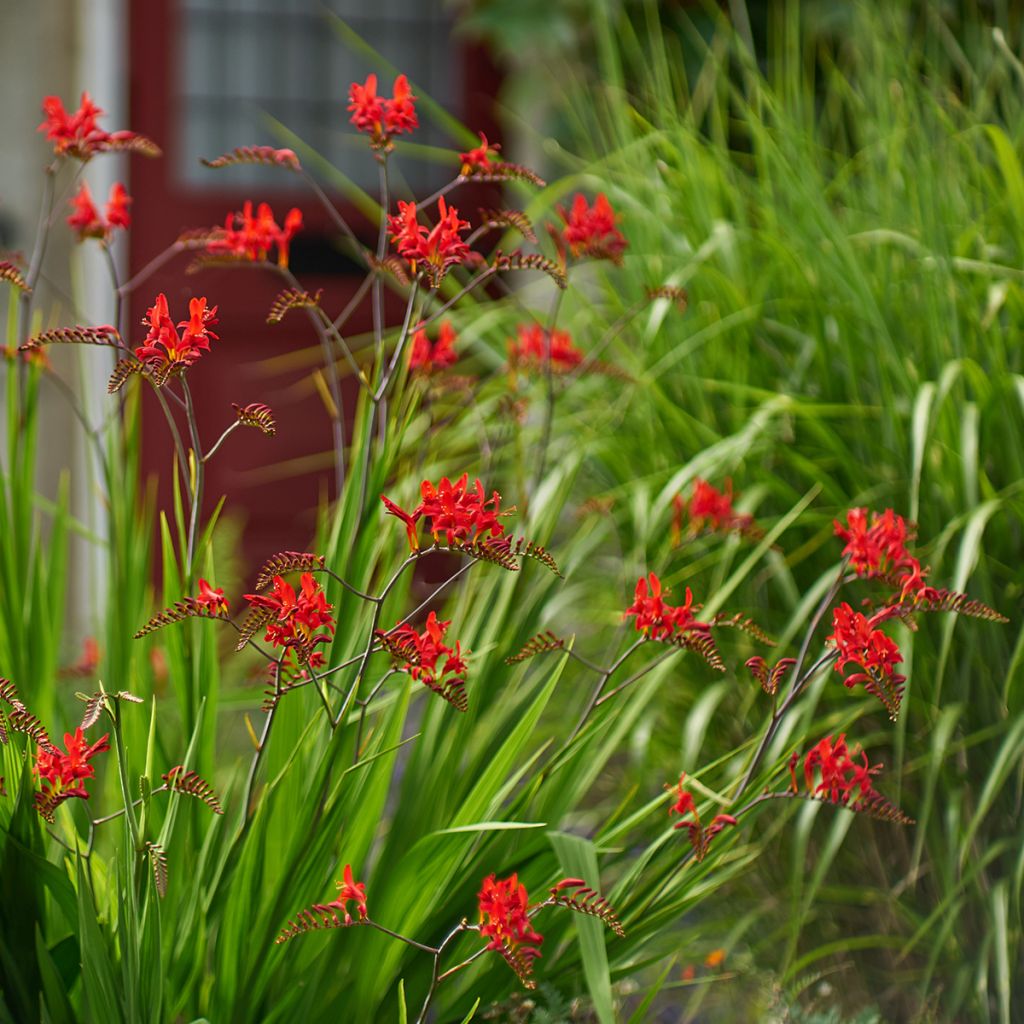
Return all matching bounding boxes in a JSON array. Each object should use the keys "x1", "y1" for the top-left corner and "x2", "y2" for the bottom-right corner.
[
  {"x1": 452, "y1": 0, "x2": 1024, "y2": 1020},
  {"x1": 1, "y1": 1, "x2": 1022, "y2": 1022}
]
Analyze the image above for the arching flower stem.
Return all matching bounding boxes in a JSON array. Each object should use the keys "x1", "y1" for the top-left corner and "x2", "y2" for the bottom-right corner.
[{"x1": 733, "y1": 563, "x2": 848, "y2": 800}]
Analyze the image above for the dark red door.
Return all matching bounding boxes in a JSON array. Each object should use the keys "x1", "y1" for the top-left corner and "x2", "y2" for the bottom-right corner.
[{"x1": 127, "y1": 0, "x2": 500, "y2": 569}]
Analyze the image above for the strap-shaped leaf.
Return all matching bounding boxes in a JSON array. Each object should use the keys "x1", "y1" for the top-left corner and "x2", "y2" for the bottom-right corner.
[
  {"x1": 709, "y1": 611, "x2": 775, "y2": 647},
  {"x1": 201, "y1": 145, "x2": 300, "y2": 171},
  {"x1": 491, "y1": 249, "x2": 567, "y2": 289},
  {"x1": 233, "y1": 402, "x2": 276, "y2": 437},
  {"x1": 147, "y1": 842, "x2": 169, "y2": 898},
  {"x1": 0, "y1": 261, "x2": 30, "y2": 294},
  {"x1": 506, "y1": 631, "x2": 566, "y2": 665},
  {"x1": 134, "y1": 598, "x2": 227, "y2": 639},
  {"x1": 107, "y1": 357, "x2": 144, "y2": 394},
  {"x1": 550, "y1": 879, "x2": 625, "y2": 937},
  {"x1": 254, "y1": 551, "x2": 326, "y2": 590},
  {"x1": 162, "y1": 766, "x2": 224, "y2": 814},
  {"x1": 21, "y1": 325, "x2": 121, "y2": 351},
  {"x1": 267, "y1": 288, "x2": 323, "y2": 325},
  {"x1": 476, "y1": 208, "x2": 537, "y2": 243},
  {"x1": 464, "y1": 161, "x2": 546, "y2": 188}
]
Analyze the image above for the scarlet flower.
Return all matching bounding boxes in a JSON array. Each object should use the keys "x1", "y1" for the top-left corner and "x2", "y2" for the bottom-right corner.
[
  {"x1": 61, "y1": 636, "x2": 101, "y2": 677},
  {"x1": 381, "y1": 494, "x2": 422, "y2": 552},
  {"x1": 381, "y1": 611, "x2": 468, "y2": 700},
  {"x1": 384, "y1": 74, "x2": 418, "y2": 135},
  {"x1": 833, "y1": 507, "x2": 918, "y2": 577},
  {"x1": 348, "y1": 73, "x2": 417, "y2": 144},
  {"x1": 459, "y1": 131, "x2": 500, "y2": 175},
  {"x1": 827, "y1": 603, "x2": 906, "y2": 717},
  {"x1": 105, "y1": 182, "x2": 132, "y2": 230},
  {"x1": 409, "y1": 320, "x2": 458, "y2": 373},
  {"x1": 243, "y1": 573, "x2": 335, "y2": 665},
  {"x1": 35, "y1": 727, "x2": 110, "y2": 819},
  {"x1": 325, "y1": 864, "x2": 368, "y2": 925},
  {"x1": 38, "y1": 92, "x2": 149, "y2": 160},
  {"x1": 195, "y1": 579, "x2": 229, "y2": 615},
  {"x1": 478, "y1": 873, "x2": 543, "y2": 956},
  {"x1": 204, "y1": 201, "x2": 303, "y2": 269},
  {"x1": 67, "y1": 182, "x2": 104, "y2": 240},
  {"x1": 558, "y1": 193, "x2": 627, "y2": 265},
  {"x1": 666, "y1": 773, "x2": 736, "y2": 861},
  {"x1": 507, "y1": 323, "x2": 583, "y2": 373},
  {"x1": 687, "y1": 478, "x2": 756, "y2": 536},
  {"x1": 798, "y1": 733, "x2": 884, "y2": 804},
  {"x1": 418, "y1": 474, "x2": 510, "y2": 546},
  {"x1": 381, "y1": 474, "x2": 511, "y2": 551},
  {"x1": 135, "y1": 293, "x2": 218, "y2": 381},
  {"x1": 624, "y1": 572, "x2": 709, "y2": 641},
  {"x1": 387, "y1": 197, "x2": 470, "y2": 285}
]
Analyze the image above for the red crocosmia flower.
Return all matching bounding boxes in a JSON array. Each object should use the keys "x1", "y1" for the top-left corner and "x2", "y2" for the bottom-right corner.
[
  {"x1": 135, "y1": 293, "x2": 219, "y2": 381},
  {"x1": 62, "y1": 636, "x2": 100, "y2": 677},
  {"x1": 688, "y1": 478, "x2": 756, "y2": 535},
  {"x1": 507, "y1": 323, "x2": 583, "y2": 374},
  {"x1": 348, "y1": 73, "x2": 417, "y2": 144},
  {"x1": 833, "y1": 507, "x2": 918, "y2": 579},
  {"x1": 381, "y1": 474, "x2": 511, "y2": 551},
  {"x1": 105, "y1": 182, "x2": 132, "y2": 230},
  {"x1": 380, "y1": 611, "x2": 468, "y2": 707},
  {"x1": 195, "y1": 578, "x2": 229, "y2": 615},
  {"x1": 243, "y1": 573, "x2": 335, "y2": 665},
  {"x1": 39, "y1": 92, "x2": 106, "y2": 158},
  {"x1": 798, "y1": 734, "x2": 884, "y2": 806},
  {"x1": 624, "y1": 572, "x2": 710, "y2": 641},
  {"x1": 558, "y1": 193, "x2": 627, "y2": 265},
  {"x1": 205, "y1": 200, "x2": 303, "y2": 269},
  {"x1": 348, "y1": 74, "x2": 384, "y2": 134},
  {"x1": 459, "y1": 131, "x2": 499, "y2": 175},
  {"x1": 666, "y1": 773, "x2": 736, "y2": 861},
  {"x1": 325, "y1": 864, "x2": 368, "y2": 925},
  {"x1": 383, "y1": 74, "x2": 418, "y2": 135},
  {"x1": 68, "y1": 181, "x2": 132, "y2": 242},
  {"x1": 478, "y1": 873, "x2": 544, "y2": 957},
  {"x1": 827, "y1": 603, "x2": 906, "y2": 718},
  {"x1": 34, "y1": 727, "x2": 110, "y2": 819},
  {"x1": 409, "y1": 320, "x2": 458, "y2": 373},
  {"x1": 380, "y1": 494, "x2": 422, "y2": 552},
  {"x1": 67, "y1": 182, "x2": 105, "y2": 240},
  {"x1": 387, "y1": 197, "x2": 470, "y2": 286},
  {"x1": 418, "y1": 474, "x2": 510, "y2": 546},
  {"x1": 39, "y1": 92, "x2": 149, "y2": 160}
]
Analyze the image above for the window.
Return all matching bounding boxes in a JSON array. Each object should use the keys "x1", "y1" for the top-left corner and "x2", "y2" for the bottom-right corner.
[{"x1": 178, "y1": 0, "x2": 461, "y2": 192}]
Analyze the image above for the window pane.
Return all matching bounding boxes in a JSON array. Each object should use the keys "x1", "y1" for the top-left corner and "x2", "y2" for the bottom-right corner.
[{"x1": 176, "y1": 0, "x2": 462, "y2": 194}]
